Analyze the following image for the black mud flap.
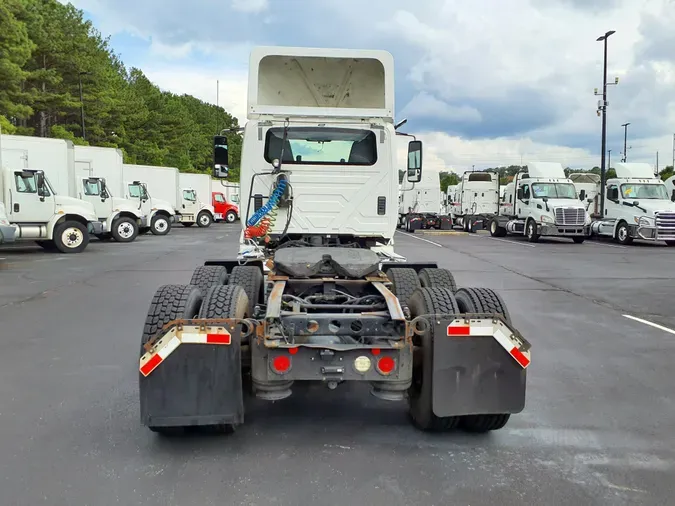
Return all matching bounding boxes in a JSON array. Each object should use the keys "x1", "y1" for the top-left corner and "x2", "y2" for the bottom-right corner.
[
  {"x1": 140, "y1": 326, "x2": 244, "y2": 428},
  {"x1": 439, "y1": 216, "x2": 453, "y2": 230},
  {"x1": 431, "y1": 321, "x2": 526, "y2": 417}
]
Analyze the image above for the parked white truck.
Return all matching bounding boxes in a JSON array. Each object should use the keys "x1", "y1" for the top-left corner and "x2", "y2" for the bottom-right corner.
[
  {"x1": 490, "y1": 161, "x2": 590, "y2": 243},
  {"x1": 0, "y1": 135, "x2": 102, "y2": 253},
  {"x1": 73, "y1": 145, "x2": 146, "y2": 242},
  {"x1": 0, "y1": 201, "x2": 15, "y2": 244},
  {"x1": 398, "y1": 166, "x2": 450, "y2": 232},
  {"x1": 589, "y1": 163, "x2": 675, "y2": 246},
  {"x1": 177, "y1": 172, "x2": 217, "y2": 227},
  {"x1": 569, "y1": 172, "x2": 601, "y2": 215},
  {"x1": 449, "y1": 171, "x2": 500, "y2": 232},
  {"x1": 122, "y1": 164, "x2": 176, "y2": 235}
]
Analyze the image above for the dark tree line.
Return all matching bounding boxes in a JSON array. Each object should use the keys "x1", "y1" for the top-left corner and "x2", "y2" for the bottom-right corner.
[{"x1": 0, "y1": 0, "x2": 242, "y2": 179}]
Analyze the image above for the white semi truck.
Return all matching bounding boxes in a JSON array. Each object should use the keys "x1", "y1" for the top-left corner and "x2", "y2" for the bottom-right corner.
[
  {"x1": 138, "y1": 46, "x2": 531, "y2": 437},
  {"x1": 398, "y1": 166, "x2": 450, "y2": 232},
  {"x1": 0, "y1": 135, "x2": 102, "y2": 253},
  {"x1": 589, "y1": 163, "x2": 675, "y2": 246},
  {"x1": 569, "y1": 172, "x2": 601, "y2": 214},
  {"x1": 73, "y1": 145, "x2": 146, "y2": 242},
  {"x1": 177, "y1": 172, "x2": 217, "y2": 227},
  {"x1": 490, "y1": 161, "x2": 590, "y2": 243},
  {"x1": 449, "y1": 171, "x2": 500, "y2": 232}
]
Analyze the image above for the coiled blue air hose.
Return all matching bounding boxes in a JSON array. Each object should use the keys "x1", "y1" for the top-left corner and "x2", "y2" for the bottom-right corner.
[{"x1": 247, "y1": 179, "x2": 288, "y2": 227}]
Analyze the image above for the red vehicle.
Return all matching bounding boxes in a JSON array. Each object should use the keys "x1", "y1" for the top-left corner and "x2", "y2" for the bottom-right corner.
[{"x1": 211, "y1": 192, "x2": 239, "y2": 223}]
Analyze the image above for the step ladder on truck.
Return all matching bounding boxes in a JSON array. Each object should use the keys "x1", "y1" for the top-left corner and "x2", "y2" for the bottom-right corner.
[{"x1": 137, "y1": 46, "x2": 532, "y2": 436}]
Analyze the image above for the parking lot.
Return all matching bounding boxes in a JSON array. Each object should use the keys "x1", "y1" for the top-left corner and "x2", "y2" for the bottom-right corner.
[{"x1": 1, "y1": 225, "x2": 674, "y2": 506}]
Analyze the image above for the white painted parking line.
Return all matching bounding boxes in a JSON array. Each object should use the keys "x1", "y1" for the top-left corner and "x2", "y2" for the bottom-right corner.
[
  {"x1": 623, "y1": 315, "x2": 675, "y2": 336},
  {"x1": 395, "y1": 231, "x2": 443, "y2": 248},
  {"x1": 586, "y1": 241, "x2": 627, "y2": 249},
  {"x1": 473, "y1": 235, "x2": 536, "y2": 248}
]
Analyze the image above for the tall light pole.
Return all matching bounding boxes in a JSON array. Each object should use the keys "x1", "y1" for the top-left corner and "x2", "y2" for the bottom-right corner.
[
  {"x1": 595, "y1": 30, "x2": 617, "y2": 217},
  {"x1": 621, "y1": 122, "x2": 630, "y2": 162},
  {"x1": 608, "y1": 149, "x2": 612, "y2": 170},
  {"x1": 78, "y1": 71, "x2": 91, "y2": 140}
]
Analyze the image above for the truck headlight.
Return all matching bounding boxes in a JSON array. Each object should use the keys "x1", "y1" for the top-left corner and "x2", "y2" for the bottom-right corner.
[
  {"x1": 540, "y1": 214, "x2": 554, "y2": 224},
  {"x1": 638, "y1": 216, "x2": 654, "y2": 227}
]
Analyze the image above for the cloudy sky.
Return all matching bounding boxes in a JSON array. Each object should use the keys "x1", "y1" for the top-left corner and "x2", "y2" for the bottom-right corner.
[{"x1": 66, "y1": 0, "x2": 674, "y2": 173}]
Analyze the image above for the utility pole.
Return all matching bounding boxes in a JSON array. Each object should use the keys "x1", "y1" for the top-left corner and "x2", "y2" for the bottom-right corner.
[
  {"x1": 621, "y1": 122, "x2": 630, "y2": 162},
  {"x1": 656, "y1": 151, "x2": 659, "y2": 174},
  {"x1": 78, "y1": 71, "x2": 91, "y2": 140},
  {"x1": 608, "y1": 149, "x2": 611, "y2": 170},
  {"x1": 595, "y1": 30, "x2": 617, "y2": 217}
]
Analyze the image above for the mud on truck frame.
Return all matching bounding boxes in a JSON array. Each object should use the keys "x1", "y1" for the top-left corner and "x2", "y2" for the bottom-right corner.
[{"x1": 137, "y1": 46, "x2": 531, "y2": 437}]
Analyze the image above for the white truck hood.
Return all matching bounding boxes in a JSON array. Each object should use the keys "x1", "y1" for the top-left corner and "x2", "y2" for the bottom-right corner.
[
  {"x1": 111, "y1": 197, "x2": 142, "y2": 216},
  {"x1": 55, "y1": 195, "x2": 98, "y2": 221},
  {"x1": 546, "y1": 199, "x2": 585, "y2": 210},
  {"x1": 632, "y1": 200, "x2": 675, "y2": 215},
  {"x1": 151, "y1": 198, "x2": 176, "y2": 215}
]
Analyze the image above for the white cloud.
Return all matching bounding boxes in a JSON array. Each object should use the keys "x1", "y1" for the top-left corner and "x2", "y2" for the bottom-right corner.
[{"x1": 231, "y1": 0, "x2": 268, "y2": 13}]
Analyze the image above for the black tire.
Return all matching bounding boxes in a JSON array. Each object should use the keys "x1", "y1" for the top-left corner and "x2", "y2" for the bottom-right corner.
[
  {"x1": 228, "y1": 265, "x2": 264, "y2": 315},
  {"x1": 151, "y1": 214, "x2": 171, "y2": 236},
  {"x1": 572, "y1": 237, "x2": 585, "y2": 244},
  {"x1": 197, "y1": 284, "x2": 250, "y2": 434},
  {"x1": 407, "y1": 287, "x2": 461, "y2": 431},
  {"x1": 526, "y1": 219, "x2": 539, "y2": 243},
  {"x1": 141, "y1": 284, "x2": 203, "y2": 436},
  {"x1": 615, "y1": 221, "x2": 633, "y2": 245},
  {"x1": 190, "y1": 265, "x2": 228, "y2": 295},
  {"x1": 418, "y1": 268, "x2": 457, "y2": 292},
  {"x1": 111, "y1": 216, "x2": 139, "y2": 243},
  {"x1": 138, "y1": 227, "x2": 151, "y2": 236},
  {"x1": 453, "y1": 287, "x2": 513, "y2": 433},
  {"x1": 385, "y1": 268, "x2": 421, "y2": 308},
  {"x1": 489, "y1": 218, "x2": 507, "y2": 237},
  {"x1": 95, "y1": 233, "x2": 113, "y2": 241},
  {"x1": 225, "y1": 210, "x2": 237, "y2": 223},
  {"x1": 666, "y1": 240, "x2": 675, "y2": 247},
  {"x1": 35, "y1": 240, "x2": 58, "y2": 251},
  {"x1": 182, "y1": 222, "x2": 194, "y2": 227},
  {"x1": 53, "y1": 220, "x2": 89, "y2": 253},
  {"x1": 197, "y1": 211, "x2": 212, "y2": 228}
]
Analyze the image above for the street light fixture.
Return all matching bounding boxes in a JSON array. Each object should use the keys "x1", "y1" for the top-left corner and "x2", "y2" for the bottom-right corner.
[
  {"x1": 594, "y1": 30, "x2": 618, "y2": 217},
  {"x1": 78, "y1": 71, "x2": 91, "y2": 140},
  {"x1": 621, "y1": 122, "x2": 630, "y2": 162}
]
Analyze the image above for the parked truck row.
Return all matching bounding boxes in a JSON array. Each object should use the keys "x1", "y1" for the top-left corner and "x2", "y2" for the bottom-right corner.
[{"x1": 0, "y1": 134, "x2": 240, "y2": 252}]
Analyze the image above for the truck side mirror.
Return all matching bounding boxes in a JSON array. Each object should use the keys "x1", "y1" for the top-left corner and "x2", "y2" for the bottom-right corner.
[
  {"x1": 671, "y1": 189, "x2": 675, "y2": 202},
  {"x1": 579, "y1": 189, "x2": 586, "y2": 201},
  {"x1": 99, "y1": 179, "x2": 108, "y2": 200},
  {"x1": 35, "y1": 172, "x2": 48, "y2": 198},
  {"x1": 213, "y1": 135, "x2": 229, "y2": 179},
  {"x1": 406, "y1": 140, "x2": 422, "y2": 183}
]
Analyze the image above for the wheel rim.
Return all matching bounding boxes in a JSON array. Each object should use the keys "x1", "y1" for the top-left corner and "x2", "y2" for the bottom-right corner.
[
  {"x1": 199, "y1": 214, "x2": 210, "y2": 226},
  {"x1": 528, "y1": 222, "x2": 534, "y2": 237},
  {"x1": 491, "y1": 221, "x2": 496, "y2": 234},
  {"x1": 618, "y1": 226, "x2": 627, "y2": 241},
  {"x1": 154, "y1": 218, "x2": 168, "y2": 232},
  {"x1": 227, "y1": 213, "x2": 235, "y2": 223},
  {"x1": 61, "y1": 227, "x2": 83, "y2": 248},
  {"x1": 117, "y1": 221, "x2": 134, "y2": 239}
]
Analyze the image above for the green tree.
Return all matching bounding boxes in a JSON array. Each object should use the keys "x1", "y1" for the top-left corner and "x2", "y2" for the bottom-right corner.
[{"x1": 0, "y1": 0, "x2": 34, "y2": 121}]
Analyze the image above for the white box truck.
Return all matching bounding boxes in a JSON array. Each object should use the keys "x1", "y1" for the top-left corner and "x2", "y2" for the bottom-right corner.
[
  {"x1": 72, "y1": 145, "x2": 146, "y2": 242},
  {"x1": 121, "y1": 164, "x2": 176, "y2": 235},
  {"x1": 177, "y1": 172, "x2": 217, "y2": 227},
  {"x1": 0, "y1": 135, "x2": 102, "y2": 253},
  {"x1": 589, "y1": 163, "x2": 675, "y2": 246},
  {"x1": 491, "y1": 161, "x2": 590, "y2": 243},
  {"x1": 397, "y1": 166, "x2": 450, "y2": 232},
  {"x1": 449, "y1": 171, "x2": 500, "y2": 232}
]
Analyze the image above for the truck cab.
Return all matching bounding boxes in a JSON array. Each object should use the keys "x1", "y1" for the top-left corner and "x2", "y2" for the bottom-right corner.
[
  {"x1": 126, "y1": 181, "x2": 175, "y2": 236},
  {"x1": 591, "y1": 163, "x2": 675, "y2": 246},
  {"x1": 0, "y1": 167, "x2": 102, "y2": 253},
  {"x1": 212, "y1": 191, "x2": 239, "y2": 222},
  {"x1": 178, "y1": 187, "x2": 216, "y2": 228},
  {"x1": 450, "y1": 171, "x2": 499, "y2": 232},
  {"x1": 493, "y1": 162, "x2": 590, "y2": 243},
  {"x1": 80, "y1": 177, "x2": 145, "y2": 242}
]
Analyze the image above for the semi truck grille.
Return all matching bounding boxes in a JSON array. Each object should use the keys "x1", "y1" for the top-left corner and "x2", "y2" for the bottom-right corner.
[
  {"x1": 554, "y1": 207, "x2": 585, "y2": 226},
  {"x1": 655, "y1": 212, "x2": 675, "y2": 240}
]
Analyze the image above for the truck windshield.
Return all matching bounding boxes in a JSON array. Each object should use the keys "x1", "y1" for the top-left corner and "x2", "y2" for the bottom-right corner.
[
  {"x1": 620, "y1": 184, "x2": 669, "y2": 200},
  {"x1": 214, "y1": 193, "x2": 225, "y2": 203},
  {"x1": 82, "y1": 180, "x2": 101, "y2": 196},
  {"x1": 531, "y1": 183, "x2": 577, "y2": 199},
  {"x1": 264, "y1": 127, "x2": 377, "y2": 166}
]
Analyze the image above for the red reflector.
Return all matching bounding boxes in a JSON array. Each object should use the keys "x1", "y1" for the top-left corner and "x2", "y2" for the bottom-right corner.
[
  {"x1": 510, "y1": 346, "x2": 530, "y2": 368},
  {"x1": 140, "y1": 353, "x2": 162, "y2": 376},
  {"x1": 206, "y1": 333, "x2": 231, "y2": 345},
  {"x1": 272, "y1": 355, "x2": 291, "y2": 373},
  {"x1": 377, "y1": 356, "x2": 395, "y2": 374},
  {"x1": 288, "y1": 347, "x2": 299, "y2": 355},
  {"x1": 447, "y1": 325, "x2": 470, "y2": 336},
  {"x1": 371, "y1": 348, "x2": 381, "y2": 356}
]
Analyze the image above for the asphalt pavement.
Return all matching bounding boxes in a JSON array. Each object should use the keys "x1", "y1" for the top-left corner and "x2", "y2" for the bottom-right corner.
[{"x1": 1, "y1": 225, "x2": 674, "y2": 506}]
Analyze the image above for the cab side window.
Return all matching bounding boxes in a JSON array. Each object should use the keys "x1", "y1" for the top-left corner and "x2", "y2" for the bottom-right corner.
[
  {"x1": 15, "y1": 173, "x2": 37, "y2": 193},
  {"x1": 607, "y1": 185, "x2": 618, "y2": 202},
  {"x1": 522, "y1": 184, "x2": 530, "y2": 200}
]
